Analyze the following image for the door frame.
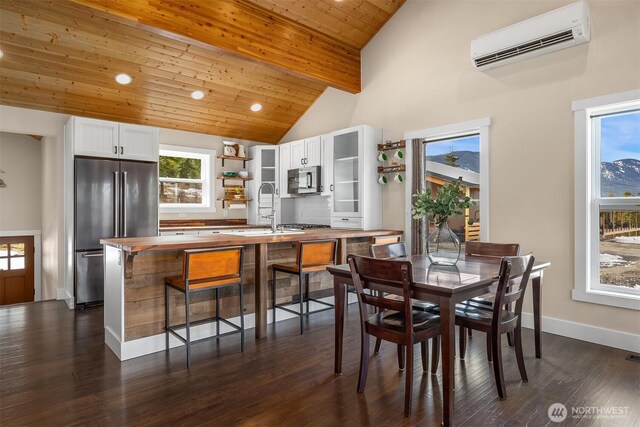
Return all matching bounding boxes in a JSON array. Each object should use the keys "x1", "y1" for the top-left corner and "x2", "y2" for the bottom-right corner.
[{"x1": 0, "y1": 230, "x2": 42, "y2": 301}]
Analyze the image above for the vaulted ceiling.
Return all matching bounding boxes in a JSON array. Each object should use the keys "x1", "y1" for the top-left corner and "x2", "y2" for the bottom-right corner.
[{"x1": 0, "y1": 0, "x2": 404, "y2": 143}]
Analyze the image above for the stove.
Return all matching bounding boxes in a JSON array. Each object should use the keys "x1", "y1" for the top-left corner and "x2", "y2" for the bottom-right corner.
[{"x1": 278, "y1": 223, "x2": 331, "y2": 230}]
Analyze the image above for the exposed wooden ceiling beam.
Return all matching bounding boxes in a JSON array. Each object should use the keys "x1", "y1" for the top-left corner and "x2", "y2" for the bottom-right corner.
[{"x1": 71, "y1": 0, "x2": 362, "y2": 93}]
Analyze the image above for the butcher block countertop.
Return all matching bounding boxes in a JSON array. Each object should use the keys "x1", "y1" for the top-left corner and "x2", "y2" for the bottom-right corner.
[{"x1": 101, "y1": 228, "x2": 403, "y2": 253}]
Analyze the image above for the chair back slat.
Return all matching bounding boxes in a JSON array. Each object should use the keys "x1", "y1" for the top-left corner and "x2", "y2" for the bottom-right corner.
[
  {"x1": 492, "y1": 254, "x2": 534, "y2": 327},
  {"x1": 184, "y1": 247, "x2": 244, "y2": 281},
  {"x1": 370, "y1": 235, "x2": 402, "y2": 245},
  {"x1": 297, "y1": 240, "x2": 338, "y2": 266},
  {"x1": 361, "y1": 293, "x2": 406, "y2": 312},
  {"x1": 370, "y1": 242, "x2": 407, "y2": 259},
  {"x1": 465, "y1": 241, "x2": 520, "y2": 258}
]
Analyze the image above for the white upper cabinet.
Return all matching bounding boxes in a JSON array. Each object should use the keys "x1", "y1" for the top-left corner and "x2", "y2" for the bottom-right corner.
[
  {"x1": 289, "y1": 136, "x2": 322, "y2": 168},
  {"x1": 71, "y1": 117, "x2": 159, "y2": 162},
  {"x1": 119, "y1": 124, "x2": 160, "y2": 162},
  {"x1": 305, "y1": 136, "x2": 322, "y2": 167},
  {"x1": 279, "y1": 143, "x2": 291, "y2": 198},
  {"x1": 73, "y1": 117, "x2": 119, "y2": 159},
  {"x1": 289, "y1": 139, "x2": 306, "y2": 168}
]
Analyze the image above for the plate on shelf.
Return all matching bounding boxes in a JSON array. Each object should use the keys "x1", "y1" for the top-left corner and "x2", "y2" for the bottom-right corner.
[{"x1": 223, "y1": 171, "x2": 238, "y2": 177}]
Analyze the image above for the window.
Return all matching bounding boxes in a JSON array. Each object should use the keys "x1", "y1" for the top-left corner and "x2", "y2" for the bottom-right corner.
[
  {"x1": 573, "y1": 90, "x2": 640, "y2": 310},
  {"x1": 159, "y1": 145, "x2": 215, "y2": 212},
  {"x1": 404, "y1": 118, "x2": 490, "y2": 252}
]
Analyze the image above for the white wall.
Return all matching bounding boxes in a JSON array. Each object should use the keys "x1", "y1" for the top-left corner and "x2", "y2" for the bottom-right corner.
[
  {"x1": 282, "y1": 0, "x2": 640, "y2": 336},
  {"x1": 0, "y1": 133, "x2": 42, "y2": 230},
  {"x1": 0, "y1": 107, "x2": 68, "y2": 301}
]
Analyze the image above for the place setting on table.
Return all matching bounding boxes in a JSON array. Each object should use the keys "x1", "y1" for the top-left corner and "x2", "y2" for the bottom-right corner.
[{"x1": 327, "y1": 178, "x2": 551, "y2": 426}]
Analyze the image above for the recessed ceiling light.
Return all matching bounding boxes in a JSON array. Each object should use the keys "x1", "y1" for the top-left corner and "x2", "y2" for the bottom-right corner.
[
  {"x1": 115, "y1": 73, "x2": 132, "y2": 85},
  {"x1": 191, "y1": 90, "x2": 205, "y2": 100},
  {"x1": 250, "y1": 103, "x2": 262, "y2": 112}
]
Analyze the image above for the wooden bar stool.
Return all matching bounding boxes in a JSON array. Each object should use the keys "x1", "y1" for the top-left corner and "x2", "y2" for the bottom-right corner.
[
  {"x1": 271, "y1": 240, "x2": 338, "y2": 334},
  {"x1": 370, "y1": 235, "x2": 402, "y2": 246},
  {"x1": 165, "y1": 246, "x2": 245, "y2": 369}
]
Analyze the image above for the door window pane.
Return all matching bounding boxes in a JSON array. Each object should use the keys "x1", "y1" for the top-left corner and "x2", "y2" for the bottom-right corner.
[
  {"x1": 10, "y1": 257, "x2": 25, "y2": 270},
  {"x1": 424, "y1": 135, "x2": 481, "y2": 242},
  {"x1": 0, "y1": 258, "x2": 7, "y2": 270},
  {"x1": 0, "y1": 244, "x2": 7, "y2": 257},
  {"x1": 10, "y1": 243, "x2": 25, "y2": 256}
]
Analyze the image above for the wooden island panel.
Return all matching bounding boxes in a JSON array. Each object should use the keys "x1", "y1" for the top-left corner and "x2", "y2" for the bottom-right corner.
[{"x1": 123, "y1": 239, "x2": 371, "y2": 341}]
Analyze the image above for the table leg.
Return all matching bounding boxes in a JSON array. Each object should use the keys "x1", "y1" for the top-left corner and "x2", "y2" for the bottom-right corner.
[
  {"x1": 255, "y1": 243, "x2": 268, "y2": 339},
  {"x1": 334, "y1": 276, "x2": 346, "y2": 375},
  {"x1": 439, "y1": 297, "x2": 455, "y2": 426},
  {"x1": 532, "y1": 271, "x2": 543, "y2": 358}
]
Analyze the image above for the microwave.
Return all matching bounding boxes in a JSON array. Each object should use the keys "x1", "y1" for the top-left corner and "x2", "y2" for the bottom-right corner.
[{"x1": 287, "y1": 166, "x2": 322, "y2": 195}]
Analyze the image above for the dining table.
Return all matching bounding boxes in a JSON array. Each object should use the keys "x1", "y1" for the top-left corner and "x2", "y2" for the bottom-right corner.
[{"x1": 327, "y1": 254, "x2": 550, "y2": 427}]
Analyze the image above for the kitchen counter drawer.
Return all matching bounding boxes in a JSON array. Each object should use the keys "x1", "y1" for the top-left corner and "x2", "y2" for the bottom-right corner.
[{"x1": 331, "y1": 217, "x2": 363, "y2": 229}]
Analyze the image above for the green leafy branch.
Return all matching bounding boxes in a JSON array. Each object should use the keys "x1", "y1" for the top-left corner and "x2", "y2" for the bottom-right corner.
[{"x1": 411, "y1": 177, "x2": 475, "y2": 226}]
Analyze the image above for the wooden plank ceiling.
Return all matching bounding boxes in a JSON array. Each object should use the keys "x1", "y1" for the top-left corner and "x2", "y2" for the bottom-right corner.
[{"x1": 0, "y1": 0, "x2": 404, "y2": 143}]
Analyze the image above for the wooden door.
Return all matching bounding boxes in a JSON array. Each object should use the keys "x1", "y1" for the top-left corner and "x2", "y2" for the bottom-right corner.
[{"x1": 0, "y1": 236, "x2": 35, "y2": 305}]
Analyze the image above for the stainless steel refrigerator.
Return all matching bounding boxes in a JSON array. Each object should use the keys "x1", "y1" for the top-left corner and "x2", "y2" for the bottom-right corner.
[{"x1": 74, "y1": 158, "x2": 158, "y2": 306}]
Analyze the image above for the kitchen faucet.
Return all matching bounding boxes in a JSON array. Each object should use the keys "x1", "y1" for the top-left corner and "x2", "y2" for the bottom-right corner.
[{"x1": 257, "y1": 182, "x2": 277, "y2": 233}]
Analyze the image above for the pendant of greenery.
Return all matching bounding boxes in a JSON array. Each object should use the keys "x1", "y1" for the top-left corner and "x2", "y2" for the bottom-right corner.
[{"x1": 411, "y1": 177, "x2": 475, "y2": 226}]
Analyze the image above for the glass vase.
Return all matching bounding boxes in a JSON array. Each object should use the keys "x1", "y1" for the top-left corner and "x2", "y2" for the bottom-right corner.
[{"x1": 426, "y1": 222, "x2": 461, "y2": 265}]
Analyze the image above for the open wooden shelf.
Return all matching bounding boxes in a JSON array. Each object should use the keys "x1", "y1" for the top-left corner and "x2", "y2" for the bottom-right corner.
[
  {"x1": 217, "y1": 176, "x2": 252, "y2": 187},
  {"x1": 217, "y1": 197, "x2": 252, "y2": 208},
  {"x1": 217, "y1": 155, "x2": 252, "y2": 167},
  {"x1": 378, "y1": 164, "x2": 406, "y2": 173},
  {"x1": 377, "y1": 140, "x2": 406, "y2": 151}
]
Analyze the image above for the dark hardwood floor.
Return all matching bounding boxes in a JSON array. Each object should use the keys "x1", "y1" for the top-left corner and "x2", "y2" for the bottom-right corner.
[{"x1": 1, "y1": 301, "x2": 638, "y2": 426}]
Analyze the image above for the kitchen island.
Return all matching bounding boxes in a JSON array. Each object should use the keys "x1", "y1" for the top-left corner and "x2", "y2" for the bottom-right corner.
[{"x1": 101, "y1": 228, "x2": 402, "y2": 360}]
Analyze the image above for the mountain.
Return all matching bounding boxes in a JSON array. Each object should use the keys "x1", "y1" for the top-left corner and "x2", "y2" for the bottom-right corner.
[
  {"x1": 426, "y1": 150, "x2": 480, "y2": 173},
  {"x1": 601, "y1": 158, "x2": 640, "y2": 196}
]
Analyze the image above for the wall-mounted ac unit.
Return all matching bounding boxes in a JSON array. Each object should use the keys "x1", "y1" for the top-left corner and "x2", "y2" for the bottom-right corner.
[{"x1": 471, "y1": 1, "x2": 590, "y2": 70}]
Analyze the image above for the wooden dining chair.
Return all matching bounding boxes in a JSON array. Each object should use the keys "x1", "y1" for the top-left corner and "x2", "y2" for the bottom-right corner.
[
  {"x1": 348, "y1": 254, "x2": 441, "y2": 416},
  {"x1": 272, "y1": 240, "x2": 338, "y2": 334},
  {"x1": 369, "y1": 242, "x2": 440, "y2": 374},
  {"x1": 460, "y1": 241, "x2": 520, "y2": 360},
  {"x1": 454, "y1": 254, "x2": 535, "y2": 399},
  {"x1": 164, "y1": 246, "x2": 245, "y2": 369}
]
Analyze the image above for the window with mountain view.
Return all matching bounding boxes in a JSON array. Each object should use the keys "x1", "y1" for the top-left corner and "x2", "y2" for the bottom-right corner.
[
  {"x1": 595, "y1": 107, "x2": 640, "y2": 293},
  {"x1": 159, "y1": 145, "x2": 214, "y2": 212},
  {"x1": 423, "y1": 134, "x2": 481, "y2": 245}
]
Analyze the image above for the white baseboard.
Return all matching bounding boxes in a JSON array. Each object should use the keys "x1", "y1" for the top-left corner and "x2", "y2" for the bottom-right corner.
[
  {"x1": 109, "y1": 296, "x2": 351, "y2": 361},
  {"x1": 60, "y1": 288, "x2": 74, "y2": 309},
  {"x1": 521, "y1": 313, "x2": 640, "y2": 354}
]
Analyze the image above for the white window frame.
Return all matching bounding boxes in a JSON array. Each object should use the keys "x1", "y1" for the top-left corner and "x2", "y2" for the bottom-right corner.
[
  {"x1": 404, "y1": 117, "x2": 490, "y2": 253},
  {"x1": 159, "y1": 144, "x2": 216, "y2": 213},
  {"x1": 573, "y1": 89, "x2": 640, "y2": 310}
]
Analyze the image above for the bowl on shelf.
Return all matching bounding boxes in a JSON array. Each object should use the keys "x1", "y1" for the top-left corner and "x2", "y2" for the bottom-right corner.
[
  {"x1": 222, "y1": 171, "x2": 238, "y2": 177},
  {"x1": 238, "y1": 170, "x2": 249, "y2": 178}
]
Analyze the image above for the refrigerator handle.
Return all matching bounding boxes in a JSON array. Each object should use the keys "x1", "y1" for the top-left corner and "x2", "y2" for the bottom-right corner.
[
  {"x1": 113, "y1": 171, "x2": 120, "y2": 238},
  {"x1": 122, "y1": 171, "x2": 128, "y2": 237}
]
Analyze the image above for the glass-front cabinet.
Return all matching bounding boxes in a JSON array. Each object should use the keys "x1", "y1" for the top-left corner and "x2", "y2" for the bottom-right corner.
[
  {"x1": 332, "y1": 129, "x2": 360, "y2": 216},
  {"x1": 326, "y1": 125, "x2": 382, "y2": 229}
]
